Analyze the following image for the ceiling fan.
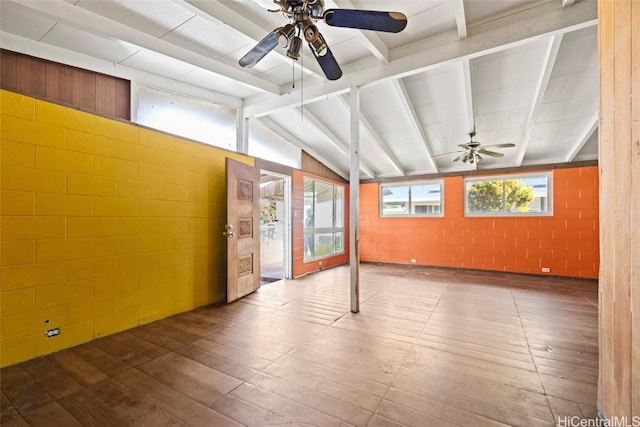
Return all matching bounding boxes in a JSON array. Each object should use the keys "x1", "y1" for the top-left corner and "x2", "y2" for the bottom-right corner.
[
  {"x1": 238, "y1": 0, "x2": 407, "y2": 80},
  {"x1": 434, "y1": 131, "x2": 516, "y2": 164}
]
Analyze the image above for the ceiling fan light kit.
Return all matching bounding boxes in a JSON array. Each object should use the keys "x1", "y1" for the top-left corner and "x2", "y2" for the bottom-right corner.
[
  {"x1": 276, "y1": 23, "x2": 296, "y2": 47},
  {"x1": 238, "y1": 0, "x2": 408, "y2": 80},
  {"x1": 286, "y1": 36, "x2": 303, "y2": 59}
]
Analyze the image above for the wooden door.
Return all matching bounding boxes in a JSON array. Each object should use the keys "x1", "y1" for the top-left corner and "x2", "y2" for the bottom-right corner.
[{"x1": 225, "y1": 158, "x2": 260, "y2": 303}]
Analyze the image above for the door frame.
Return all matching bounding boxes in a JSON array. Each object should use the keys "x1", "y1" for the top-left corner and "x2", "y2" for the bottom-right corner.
[{"x1": 260, "y1": 170, "x2": 292, "y2": 280}]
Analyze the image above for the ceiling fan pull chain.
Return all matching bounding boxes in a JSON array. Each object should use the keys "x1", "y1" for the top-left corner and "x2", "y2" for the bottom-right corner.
[{"x1": 300, "y1": 43, "x2": 304, "y2": 121}]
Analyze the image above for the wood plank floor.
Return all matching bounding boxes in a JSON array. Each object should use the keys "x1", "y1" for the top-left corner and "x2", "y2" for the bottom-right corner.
[{"x1": 0, "y1": 264, "x2": 599, "y2": 426}]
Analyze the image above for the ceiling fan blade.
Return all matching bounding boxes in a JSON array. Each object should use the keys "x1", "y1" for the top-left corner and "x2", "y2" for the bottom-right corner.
[
  {"x1": 477, "y1": 149, "x2": 505, "y2": 157},
  {"x1": 481, "y1": 143, "x2": 516, "y2": 149},
  {"x1": 239, "y1": 31, "x2": 278, "y2": 68},
  {"x1": 452, "y1": 153, "x2": 465, "y2": 162},
  {"x1": 324, "y1": 9, "x2": 407, "y2": 33},
  {"x1": 309, "y1": 44, "x2": 342, "y2": 80},
  {"x1": 432, "y1": 150, "x2": 464, "y2": 157}
]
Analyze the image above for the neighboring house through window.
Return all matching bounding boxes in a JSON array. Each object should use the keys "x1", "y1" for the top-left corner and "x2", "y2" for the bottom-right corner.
[{"x1": 380, "y1": 181, "x2": 444, "y2": 217}]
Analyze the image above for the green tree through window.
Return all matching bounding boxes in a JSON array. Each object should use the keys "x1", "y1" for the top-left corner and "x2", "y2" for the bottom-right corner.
[{"x1": 467, "y1": 179, "x2": 535, "y2": 213}]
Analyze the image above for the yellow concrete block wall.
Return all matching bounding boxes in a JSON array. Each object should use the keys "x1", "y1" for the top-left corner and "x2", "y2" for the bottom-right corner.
[{"x1": 0, "y1": 89, "x2": 252, "y2": 367}]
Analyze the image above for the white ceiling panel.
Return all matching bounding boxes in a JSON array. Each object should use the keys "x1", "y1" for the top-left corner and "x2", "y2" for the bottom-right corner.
[
  {"x1": 473, "y1": 83, "x2": 539, "y2": 115},
  {"x1": 552, "y1": 26, "x2": 598, "y2": 76},
  {"x1": 41, "y1": 24, "x2": 140, "y2": 64},
  {"x1": 574, "y1": 130, "x2": 599, "y2": 161},
  {"x1": 536, "y1": 96, "x2": 598, "y2": 124},
  {"x1": 529, "y1": 116, "x2": 590, "y2": 147},
  {"x1": 472, "y1": 39, "x2": 550, "y2": 93},
  {"x1": 0, "y1": 2, "x2": 56, "y2": 41},
  {"x1": 180, "y1": 68, "x2": 258, "y2": 99},
  {"x1": 464, "y1": 0, "x2": 534, "y2": 23},
  {"x1": 375, "y1": 1, "x2": 456, "y2": 49},
  {"x1": 544, "y1": 70, "x2": 598, "y2": 103},
  {"x1": 161, "y1": 15, "x2": 252, "y2": 60},
  {"x1": 75, "y1": 0, "x2": 195, "y2": 38},
  {"x1": 120, "y1": 50, "x2": 196, "y2": 79}
]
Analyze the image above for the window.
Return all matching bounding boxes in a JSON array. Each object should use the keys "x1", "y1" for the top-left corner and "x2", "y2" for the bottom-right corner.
[
  {"x1": 136, "y1": 86, "x2": 236, "y2": 150},
  {"x1": 303, "y1": 178, "x2": 345, "y2": 261},
  {"x1": 380, "y1": 181, "x2": 444, "y2": 217},
  {"x1": 464, "y1": 173, "x2": 552, "y2": 216}
]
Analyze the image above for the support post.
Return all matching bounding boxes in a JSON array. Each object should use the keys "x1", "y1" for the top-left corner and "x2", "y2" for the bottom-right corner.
[
  {"x1": 236, "y1": 106, "x2": 249, "y2": 154},
  {"x1": 349, "y1": 86, "x2": 360, "y2": 313}
]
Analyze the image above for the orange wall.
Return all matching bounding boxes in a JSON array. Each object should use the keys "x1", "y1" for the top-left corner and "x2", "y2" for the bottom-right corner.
[
  {"x1": 360, "y1": 166, "x2": 599, "y2": 279},
  {"x1": 292, "y1": 170, "x2": 349, "y2": 277}
]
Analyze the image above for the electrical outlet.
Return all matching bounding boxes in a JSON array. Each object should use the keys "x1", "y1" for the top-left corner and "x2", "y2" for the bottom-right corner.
[
  {"x1": 541, "y1": 267, "x2": 550, "y2": 273},
  {"x1": 45, "y1": 327, "x2": 60, "y2": 338},
  {"x1": 410, "y1": 259, "x2": 417, "y2": 263}
]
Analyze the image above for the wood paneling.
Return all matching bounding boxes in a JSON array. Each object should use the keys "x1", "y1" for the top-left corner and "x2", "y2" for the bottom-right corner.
[
  {"x1": 16, "y1": 54, "x2": 46, "y2": 97},
  {"x1": 598, "y1": 0, "x2": 640, "y2": 418},
  {"x1": 115, "y1": 79, "x2": 131, "y2": 120},
  {"x1": 45, "y1": 63, "x2": 74, "y2": 104},
  {"x1": 95, "y1": 73, "x2": 116, "y2": 117},
  {"x1": 0, "y1": 50, "x2": 18, "y2": 90},
  {"x1": 0, "y1": 265, "x2": 598, "y2": 425},
  {"x1": 72, "y1": 68, "x2": 96, "y2": 111},
  {"x1": 0, "y1": 49, "x2": 130, "y2": 121},
  {"x1": 301, "y1": 151, "x2": 345, "y2": 183},
  {"x1": 631, "y1": 0, "x2": 640, "y2": 416}
]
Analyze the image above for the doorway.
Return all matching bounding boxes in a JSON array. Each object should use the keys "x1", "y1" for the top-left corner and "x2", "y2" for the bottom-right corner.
[{"x1": 259, "y1": 171, "x2": 291, "y2": 285}]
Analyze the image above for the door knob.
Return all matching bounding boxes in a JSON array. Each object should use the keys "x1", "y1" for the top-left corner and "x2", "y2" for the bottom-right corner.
[{"x1": 223, "y1": 224, "x2": 235, "y2": 237}]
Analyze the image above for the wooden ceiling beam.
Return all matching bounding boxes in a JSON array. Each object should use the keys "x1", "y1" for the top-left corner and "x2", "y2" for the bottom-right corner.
[
  {"x1": 515, "y1": 34, "x2": 563, "y2": 166},
  {"x1": 390, "y1": 79, "x2": 438, "y2": 173},
  {"x1": 564, "y1": 112, "x2": 598, "y2": 162}
]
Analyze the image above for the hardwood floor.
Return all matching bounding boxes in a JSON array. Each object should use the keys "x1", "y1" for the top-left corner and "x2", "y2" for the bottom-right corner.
[{"x1": 0, "y1": 264, "x2": 598, "y2": 426}]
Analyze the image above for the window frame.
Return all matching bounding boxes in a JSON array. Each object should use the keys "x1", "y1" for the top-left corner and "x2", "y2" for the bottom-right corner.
[
  {"x1": 379, "y1": 180, "x2": 445, "y2": 218},
  {"x1": 463, "y1": 172, "x2": 553, "y2": 217},
  {"x1": 303, "y1": 177, "x2": 345, "y2": 262}
]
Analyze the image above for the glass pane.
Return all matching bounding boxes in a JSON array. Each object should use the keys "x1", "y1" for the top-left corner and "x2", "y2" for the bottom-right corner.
[
  {"x1": 381, "y1": 185, "x2": 409, "y2": 215},
  {"x1": 314, "y1": 181, "x2": 334, "y2": 229},
  {"x1": 303, "y1": 179, "x2": 314, "y2": 229},
  {"x1": 335, "y1": 186, "x2": 344, "y2": 228},
  {"x1": 410, "y1": 183, "x2": 441, "y2": 214},
  {"x1": 504, "y1": 179, "x2": 538, "y2": 213},
  {"x1": 466, "y1": 179, "x2": 504, "y2": 213},
  {"x1": 303, "y1": 233, "x2": 315, "y2": 260},
  {"x1": 314, "y1": 233, "x2": 334, "y2": 257},
  {"x1": 136, "y1": 86, "x2": 236, "y2": 150},
  {"x1": 465, "y1": 174, "x2": 551, "y2": 216},
  {"x1": 334, "y1": 232, "x2": 344, "y2": 253},
  {"x1": 519, "y1": 176, "x2": 549, "y2": 213}
]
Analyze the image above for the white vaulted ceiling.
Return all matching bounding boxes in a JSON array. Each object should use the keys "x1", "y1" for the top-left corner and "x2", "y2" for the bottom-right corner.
[{"x1": 0, "y1": 0, "x2": 598, "y2": 179}]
